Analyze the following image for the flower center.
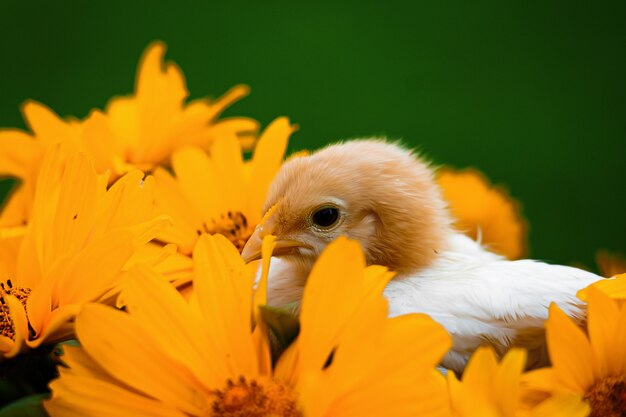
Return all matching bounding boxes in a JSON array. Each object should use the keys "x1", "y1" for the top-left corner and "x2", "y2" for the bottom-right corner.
[
  {"x1": 0, "y1": 279, "x2": 31, "y2": 340},
  {"x1": 585, "y1": 375, "x2": 626, "y2": 417},
  {"x1": 199, "y1": 212, "x2": 252, "y2": 252},
  {"x1": 211, "y1": 376, "x2": 301, "y2": 417}
]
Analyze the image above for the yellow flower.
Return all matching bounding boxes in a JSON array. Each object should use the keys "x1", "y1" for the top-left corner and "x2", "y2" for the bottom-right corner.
[
  {"x1": 0, "y1": 41, "x2": 256, "y2": 227},
  {"x1": 154, "y1": 117, "x2": 296, "y2": 254},
  {"x1": 437, "y1": 168, "x2": 527, "y2": 260},
  {"x1": 595, "y1": 250, "x2": 626, "y2": 277},
  {"x1": 86, "y1": 41, "x2": 257, "y2": 176},
  {"x1": 447, "y1": 347, "x2": 588, "y2": 417},
  {"x1": 45, "y1": 235, "x2": 452, "y2": 416},
  {"x1": 524, "y1": 288, "x2": 626, "y2": 417},
  {"x1": 0, "y1": 145, "x2": 169, "y2": 359}
]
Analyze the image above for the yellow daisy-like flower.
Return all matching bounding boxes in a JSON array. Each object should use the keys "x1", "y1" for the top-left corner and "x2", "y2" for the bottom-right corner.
[
  {"x1": 154, "y1": 117, "x2": 296, "y2": 254},
  {"x1": 448, "y1": 347, "x2": 588, "y2": 417},
  {"x1": 524, "y1": 288, "x2": 626, "y2": 417},
  {"x1": 86, "y1": 41, "x2": 257, "y2": 176},
  {"x1": 0, "y1": 145, "x2": 169, "y2": 359},
  {"x1": 0, "y1": 41, "x2": 255, "y2": 227},
  {"x1": 437, "y1": 168, "x2": 527, "y2": 260},
  {"x1": 45, "y1": 235, "x2": 452, "y2": 416}
]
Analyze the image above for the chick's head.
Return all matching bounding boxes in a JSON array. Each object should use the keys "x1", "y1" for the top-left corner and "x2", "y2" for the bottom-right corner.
[{"x1": 241, "y1": 139, "x2": 452, "y2": 276}]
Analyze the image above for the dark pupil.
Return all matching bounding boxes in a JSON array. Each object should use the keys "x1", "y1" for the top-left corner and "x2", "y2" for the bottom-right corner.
[{"x1": 313, "y1": 207, "x2": 339, "y2": 227}]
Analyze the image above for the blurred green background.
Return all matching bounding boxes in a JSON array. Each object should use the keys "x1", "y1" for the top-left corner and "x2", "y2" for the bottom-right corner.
[{"x1": 0, "y1": 0, "x2": 624, "y2": 267}]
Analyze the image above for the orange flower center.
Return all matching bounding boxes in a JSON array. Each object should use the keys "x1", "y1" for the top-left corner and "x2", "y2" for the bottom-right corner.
[
  {"x1": 0, "y1": 279, "x2": 31, "y2": 340},
  {"x1": 585, "y1": 375, "x2": 626, "y2": 417},
  {"x1": 212, "y1": 376, "x2": 301, "y2": 417},
  {"x1": 199, "y1": 212, "x2": 252, "y2": 252}
]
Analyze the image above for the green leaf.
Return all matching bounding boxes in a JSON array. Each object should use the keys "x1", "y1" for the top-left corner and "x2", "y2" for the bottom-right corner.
[
  {"x1": 258, "y1": 303, "x2": 300, "y2": 362},
  {"x1": 0, "y1": 393, "x2": 49, "y2": 417}
]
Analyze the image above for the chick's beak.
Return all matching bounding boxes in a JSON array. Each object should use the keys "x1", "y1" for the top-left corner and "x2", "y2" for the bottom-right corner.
[
  {"x1": 241, "y1": 204, "x2": 309, "y2": 263},
  {"x1": 241, "y1": 233, "x2": 264, "y2": 263}
]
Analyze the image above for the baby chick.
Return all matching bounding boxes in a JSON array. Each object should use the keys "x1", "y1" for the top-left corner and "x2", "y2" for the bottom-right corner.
[{"x1": 241, "y1": 140, "x2": 602, "y2": 373}]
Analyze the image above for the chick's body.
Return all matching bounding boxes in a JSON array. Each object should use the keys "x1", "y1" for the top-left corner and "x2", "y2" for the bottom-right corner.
[{"x1": 241, "y1": 140, "x2": 602, "y2": 373}]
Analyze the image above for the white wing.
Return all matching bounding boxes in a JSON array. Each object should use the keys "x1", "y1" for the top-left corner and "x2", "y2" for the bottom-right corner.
[{"x1": 384, "y1": 233, "x2": 602, "y2": 372}]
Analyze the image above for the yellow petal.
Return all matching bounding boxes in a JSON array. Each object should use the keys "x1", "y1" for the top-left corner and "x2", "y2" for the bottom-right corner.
[
  {"x1": 152, "y1": 246, "x2": 194, "y2": 283},
  {"x1": 274, "y1": 338, "x2": 301, "y2": 386},
  {"x1": 192, "y1": 234, "x2": 257, "y2": 377},
  {"x1": 48, "y1": 153, "x2": 99, "y2": 267},
  {"x1": 46, "y1": 373, "x2": 188, "y2": 417},
  {"x1": 529, "y1": 394, "x2": 590, "y2": 417},
  {"x1": 0, "y1": 129, "x2": 38, "y2": 178},
  {"x1": 578, "y1": 274, "x2": 626, "y2": 301},
  {"x1": 324, "y1": 372, "x2": 450, "y2": 417},
  {"x1": 248, "y1": 117, "x2": 294, "y2": 225},
  {"x1": 298, "y1": 237, "x2": 392, "y2": 374},
  {"x1": 24, "y1": 277, "x2": 53, "y2": 336},
  {"x1": 209, "y1": 134, "x2": 246, "y2": 212},
  {"x1": 15, "y1": 221, "x2": 43, "y2": 290},
  {"x1": 522, "y1": 367, "x2": 558, "y2": 393},
  {"x1": 586, "y1": 287, "x2": 623, "y2": 376},
  {"x1": 122, "y1": 265, "x2": 228, "y2": 388},
  {"x1": 134, "y1": 43, "x2": 188, "y2": 161},
  {"x1": 253, "y1": 235, "x2": 276, "y2": 319},
  {"x1": 96, "y1": 170, "x2": 159, "y2": 233},
  {"x1": 298, "y1": 298, "x2": 387, "y2": 416},
  {"x1": 447, "y1": 371, "x2": 462, "y2": 413},
  {"x1": 251, "y1": 325, "x2": 272, "y2": 377},
  {"x1": 459, "y1": 347, "x2": 499, "y2": 407},
  {"x1": 494, "y1": 349, "x2": 527, "y2": 417},
  {"x1": 21, "y1": 100, "x2": 79, "y2": 147},
  {"x1": 60, "y1": 345, "x2": 111, "y2": 380},
  {"x1": 27, "y1": 303, "x2": 80, "y2": 348},
  {"x1": 165, "y1": 101, "x2": 215, "y2": 150},
  {"x1": 76, "y1": 303, "x2": 211, "y2": 414},
  {"x1": 28, "y1": 144, "x2": 67, "y2": 277},
  {"x1": 0, "y1": 336, "x2": 16, "y2": 357},
  {"x1": 546, "y1": 303, "x2": 596, "y2": 393},
  {"x1": 54, "y1": 230, "x2": 135, "y2": 306},
  {"x1": 0, "y1": 228, "x2": 23, "y2": 278},
  {"x1": 171, "y1": 146, "x2": 221, "y2": 220},
  {"x1": 80, "y1": 110, "x2": 120, "y2": 175},
  {"x1": 369, "y1": 314, "x2": 451, "y2": 384},
  {"x1": 153, "y1": 167, "x2": 203, "y2": 253},
  {"x1": 304, "y1": 312, "x2": 451, "y2": 417},
  {"x1": 124, "y1": 243, "x2": 193, "y2": 286},
  {"x1": 205, "y1": 84, "x2": 250, "y2": 120},
  {"x1": 106, "y1": 97, "x2": 140, "y2": 151},
  {"x1": 127, "y1": 216, "x2": 172, "y2": 247},
  {"x1": 247, "y1": 235, "x2": 273, "y2": 374},
  {"x1": 207, "y1": 117, "x2": 260, "y2": 143}
]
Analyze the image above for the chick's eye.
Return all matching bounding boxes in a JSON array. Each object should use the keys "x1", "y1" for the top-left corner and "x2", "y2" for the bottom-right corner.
[{"x1": 312, "y1": 207, "x2": 340, "y2": 228}]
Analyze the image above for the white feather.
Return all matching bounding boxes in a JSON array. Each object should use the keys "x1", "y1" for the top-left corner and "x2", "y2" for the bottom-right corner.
[{"x1": 384, "y1": 232, "x2": 601, "y2": 373}]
